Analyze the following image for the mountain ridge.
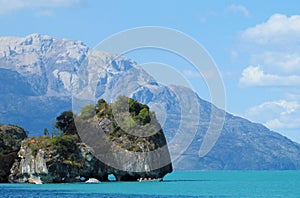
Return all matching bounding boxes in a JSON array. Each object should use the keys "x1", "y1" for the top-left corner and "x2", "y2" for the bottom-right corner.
[{"x1": 1, "y1": 34, "x2": 300, "y2": 170}]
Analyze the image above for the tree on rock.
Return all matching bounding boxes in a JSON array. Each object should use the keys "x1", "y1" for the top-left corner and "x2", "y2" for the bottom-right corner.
[
  {"x1": 43, "y1": 128, "x2": 49, "y2": 136},
  {"x1": 55, "y1": 111, "x2": 77, "y2": 136}
]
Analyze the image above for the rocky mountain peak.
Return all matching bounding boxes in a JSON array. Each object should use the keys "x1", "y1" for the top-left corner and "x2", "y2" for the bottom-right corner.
[
  {"x1": 0, "y1": 33, "x2": 53, "y2": 57},
  {"x1": 0, "y1": 34, "x2": 89, "y2": 65},
  {"x1": 1, "y1": 34, "x2": 300, "y2": 171},
  {"x1": 0, "y1": 34, "x2": 91, "y2": 96}
]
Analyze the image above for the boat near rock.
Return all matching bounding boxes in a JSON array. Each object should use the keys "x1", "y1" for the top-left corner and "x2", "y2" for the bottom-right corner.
[{"x1": 137, "y1": 178, "x2": 162, "y2": 182}]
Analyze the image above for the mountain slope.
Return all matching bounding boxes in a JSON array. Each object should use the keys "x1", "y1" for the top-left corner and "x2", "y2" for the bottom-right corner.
[{"x1": 1, "y1": 34, "x2": 300, "y2": 170}]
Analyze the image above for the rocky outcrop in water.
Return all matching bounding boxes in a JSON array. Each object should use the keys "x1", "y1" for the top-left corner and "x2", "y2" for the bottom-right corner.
[
  {"x1": 8, "y1": 98, "x2": 172, "y2": 183},
  {"x1": 75, "y1": 97, "x2": 173, "y2": 181},
  {"x1": 0, "y1": 124, "x2": 27, "y2": 182},
  {"x1": 9, "y1": 136, "x2": 108, "y2": 183}
]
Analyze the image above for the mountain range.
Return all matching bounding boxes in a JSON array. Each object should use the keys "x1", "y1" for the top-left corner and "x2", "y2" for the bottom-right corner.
[{"x1": 1, "y1": 34, "x2": 300, "y2": 170}]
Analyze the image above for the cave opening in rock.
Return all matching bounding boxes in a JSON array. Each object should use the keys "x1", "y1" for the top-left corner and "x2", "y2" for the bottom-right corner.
[{"x1": 108, "y1": 174, "x2": 116, "y2": 181}]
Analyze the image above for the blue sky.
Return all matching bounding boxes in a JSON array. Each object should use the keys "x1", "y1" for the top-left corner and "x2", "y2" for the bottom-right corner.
[{"x1": 1, "y1": 0, "x2": 300, "y2": 143}]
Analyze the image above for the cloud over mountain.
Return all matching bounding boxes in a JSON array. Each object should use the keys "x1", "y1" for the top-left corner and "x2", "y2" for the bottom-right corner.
[{"x1": 239, "y1": 66, "x2": 300, "y2": 87}]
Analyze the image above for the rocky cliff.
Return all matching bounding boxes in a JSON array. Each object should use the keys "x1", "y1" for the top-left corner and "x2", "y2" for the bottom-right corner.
[
  {"x1": 8, "y1": 98, "x2": 172, "y2": 183},
  {"x1": 9, "y1": 136, "x2": 108, "y2": 183},
  {"x1": 0, "y1": 124, "x2": 27, "y2": 182},
  {"x1": 76, "y1": 97, "x2": 173, "y2": 181}
]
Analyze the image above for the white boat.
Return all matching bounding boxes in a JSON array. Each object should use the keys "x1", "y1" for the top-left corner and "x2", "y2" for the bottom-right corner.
[{"x1": 137, "y1": 178, "x2": 162, "y2": 182}]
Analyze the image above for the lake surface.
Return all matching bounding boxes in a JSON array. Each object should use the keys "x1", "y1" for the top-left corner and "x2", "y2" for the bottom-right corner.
[{"x1": 1, "y1": 171, "x2": 300, "y2": 197}]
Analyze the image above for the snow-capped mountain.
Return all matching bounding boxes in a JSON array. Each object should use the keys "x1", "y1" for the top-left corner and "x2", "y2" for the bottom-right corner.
[{"x1": 1, "y1": 34, "x2": 300, "y2": 170}]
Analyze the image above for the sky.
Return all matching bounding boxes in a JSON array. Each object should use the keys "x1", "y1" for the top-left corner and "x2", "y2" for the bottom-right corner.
[{"x1": 1, "y1": 0, "x2": 300, "y2": 143}]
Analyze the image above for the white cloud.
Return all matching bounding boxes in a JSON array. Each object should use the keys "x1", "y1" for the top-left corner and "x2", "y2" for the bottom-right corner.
[
  {"x1": 238, "y1": 14, "x2": 300, "y2": 142},
  {"x1": 226, "y1": 4, "x2": 249, "y2": 17},
  {"x1": 239, "y1": 66, "x2": 300, "y2": 87},
  {"x1": 253, "y1": 52, "x2": 300, "y2": 75},
  {"x1": 245, "y1": 100, "x2": 300, "y2": 131},
  {"x1": 241, "y1": 14, "x2": 300, "y2": 45},
  {"x1": 239, "y1": 14, "x2": 300, "y2": 87},
  {"x1": 0, "y1": 0, "x2": 83, "y2": 15}
]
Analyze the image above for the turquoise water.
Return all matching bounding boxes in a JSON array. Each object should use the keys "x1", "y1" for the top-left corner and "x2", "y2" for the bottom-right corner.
[{"x1": 1, "y1": 171, "x2": 300, "y2": 197}]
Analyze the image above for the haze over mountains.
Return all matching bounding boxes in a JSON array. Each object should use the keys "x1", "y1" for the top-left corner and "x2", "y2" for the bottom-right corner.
[{"x1": 1, "y1": 34, "x2": 300, "y2": 170}]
